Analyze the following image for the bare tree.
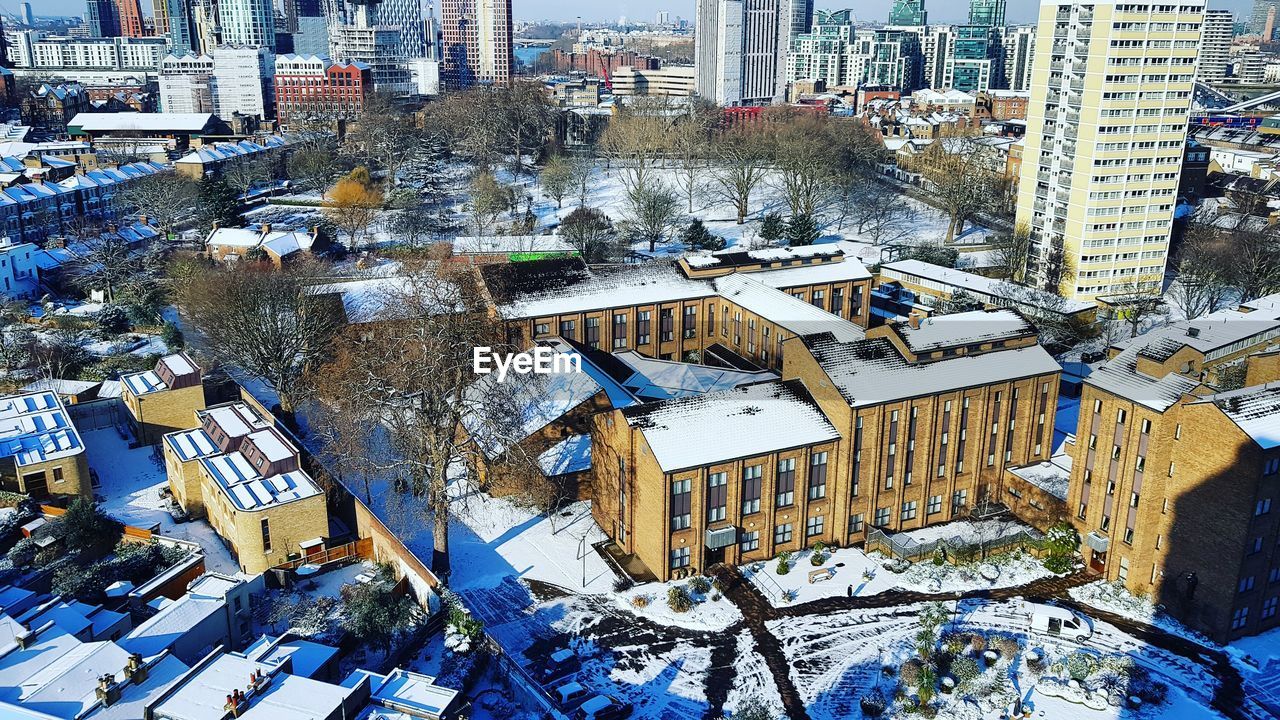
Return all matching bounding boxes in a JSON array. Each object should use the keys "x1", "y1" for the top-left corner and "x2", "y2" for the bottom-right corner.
[
  {"x1": 918, "y1": 135, "x2": 1003, "y2": 243},
  {"x1": 1169, "y1": 213, "x2": 1234, "y2": 319},
  {"x1": 560, "y1": 207, "x2": 620, "y2": 262},
  {"x1": 65, "y1": 231, "x2": 143, "y2": 302},
  {"x1": 497, "y1": 81, "x2": 556, "y2": 177},
  {"x1": 465, "y1": 172, "x2": 513, "y2": 237},
  {"x1": 220, "y1": 155, "x2": 277, "y2": 198},
  {"x1": 1228, "y1": 214, "x2": 1280, "y2": 302},
  {"x1": 315, "y1": 265, "x2": 539, "y2": 582},
  {"x1": 599, "y1": 97, "x2": 672, "y2": 200},
  {"x1": 114, "y1": 171, "x2": 199, "y2": 237},
  {"x1": 1107, "y1": 277, "x2": 1166, "y2": 338},
  {"x1": 623, "y1": 181, "x2": 682, "y2": 253},
  {"x1": 345, "y1": 93, "x2": 423, "y2": 184},
  {"x1": 671, "y1": 99, "x2": 719, "y2": 213},
  {"x1": 989, "y1": 222, "x2": 1033, "y2": 283},
  {"x1": 540, "y1": 154, "x2": 576, "y2": 209},
  {"x1": 287, "y1": 143, "x2": 341, "y2": 193},
  {"x1": 174, "y1": 261, "x2": 343, "y2": 416},
  {"x1": 847, "y1": 181, "x2": 917, "y2": 244},
  {"x1": 712, "y1": 128, "x2": 770, "y2": 224},
  {"x1": 771, "y1": 111, "x2": 835, "y2": 219}
]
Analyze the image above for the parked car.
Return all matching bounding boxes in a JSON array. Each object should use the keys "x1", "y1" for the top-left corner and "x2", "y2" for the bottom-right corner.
[
  {"x1": 576, "y1": 695, "x2": 632, "y2": 720},
  {"x1": 1028, "y1": 603, "x2": 1093, "y2": 640},
  {"x1": 1081, "y1": 350, "x2": 1107, "y2": 364},
  {"x1": 535, "y1": 648, "x2": 580, "y2": 684},
  {"x1": 552, "y1": 681, "x2": 591, "y2": 710}
]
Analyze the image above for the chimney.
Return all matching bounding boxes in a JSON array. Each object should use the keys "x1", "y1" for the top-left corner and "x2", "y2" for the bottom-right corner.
[
  {"x1": 908, "y1": 314, "x2": 922, "y2": 330},
  {"x1": 15, "y1": 630, "x2": 34, "y2": 649},
  {"x1": 95, "y1": 674, "x2": 120, "y2": 706},
  {"x1": 138, "y1": 214, "x2": 148, "y2": 226},
  {"x1": 125, "y1": 653, "x2": 147, "y2": 683},
  {"x1": 259, "y1": 223, "x2": 271, "y2": 236}
]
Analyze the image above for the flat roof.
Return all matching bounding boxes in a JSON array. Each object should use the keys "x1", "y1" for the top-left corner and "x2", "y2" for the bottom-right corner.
[
  {"x1": 69, "y1": 112, "x2": 214, "y2": 132},
  {"x1": 881, "y1": 259, "x2": 1096, "y2": 315},
  {"x1": 122, "y1": 370, "x2": 167, "y2": 396},
  {"x1": 894, "y1": 309, "x2": 1036, "y2": 354},
  {"x1": 153, "y1": 653, "x2": 355, "y2": 720},
  {"x1": 0, "y1": 391, "x2": 84, "y2": 467},
  {"x1": 200, "y1": 455, "x2": 321, "y2": 511}
]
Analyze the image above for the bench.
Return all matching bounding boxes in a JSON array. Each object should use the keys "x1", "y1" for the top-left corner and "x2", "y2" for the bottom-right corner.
[{"x1": 808, "y1": 568, "x2": 834, "y2": 584}]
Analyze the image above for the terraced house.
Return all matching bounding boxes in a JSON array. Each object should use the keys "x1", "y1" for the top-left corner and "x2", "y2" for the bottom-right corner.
[
  {"x1": 591, "y1": 308, "x2": 1063, "y2": 581},
  {"x1": 1068, "y1": 293, "x2": 1280, "y2": 641}
]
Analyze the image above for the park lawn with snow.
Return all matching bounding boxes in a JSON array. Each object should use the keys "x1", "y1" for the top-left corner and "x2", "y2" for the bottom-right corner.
[
  {"x1": 743, "y1": 545, "x2": 1055, "y2": 607},
  {"x1": 772, "y1": 598, "x2": 1227, "y2": 720},
  {"x1": 83, "y1": 427, "x2": 239, "y2": 574},
  {"x1": 1068, "y1": 580, "x2": 1213, "y2": 647}
]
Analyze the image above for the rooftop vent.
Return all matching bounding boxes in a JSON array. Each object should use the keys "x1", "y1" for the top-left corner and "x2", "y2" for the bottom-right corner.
[{"x1": 1187, "y1": 327, "x2": 1200, "y2": 338}]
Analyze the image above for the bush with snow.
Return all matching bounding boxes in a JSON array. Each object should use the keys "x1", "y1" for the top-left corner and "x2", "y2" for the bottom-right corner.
[
  {"x1": 951, "y1": 656, "x2": 980, "y2": 686},
  {"x1": 689, "y1": 575, "x2": 712, "y2": 594},
  {"x1": 667, "y1": 585, "x2": 694, "y2": 613},
  {"x1": 631, "y1": 594, "x2": 651, "y2": 609},
  {"x1": 1066, "y1": 652, "x2": 1098, "y2": 681},
  {"x1": 859, "y1": 687, "x2": 888, "y2": 717}
]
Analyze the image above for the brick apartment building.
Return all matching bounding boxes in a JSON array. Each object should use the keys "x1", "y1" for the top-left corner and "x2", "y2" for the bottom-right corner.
[
  {"x1": 591, "y1": 309, "x2": 1062, "y2": 581},
  {"x1": 274, "y1": 55, "x2": 373, "y2": 129},
  {"x1": 482, "y1": 247, "x2": 873, "y2": 371},
  {"x1": 1069, "y1": 295, "x2": 1280, "y2": 642},
  {"x1": 975, "y1": 90, "x2": 1031, "y2": 121},
  {"x1": 550, "y1": 48, "x2": 661, "y2": 77},
  {"x1": 121, "y1": 352, "x2": 207, "y2": 446}
]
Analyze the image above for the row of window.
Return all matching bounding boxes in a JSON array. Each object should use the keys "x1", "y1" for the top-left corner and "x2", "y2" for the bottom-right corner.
[{"x1": 670, "y1": 453, "x2": 830, "y2": 529}]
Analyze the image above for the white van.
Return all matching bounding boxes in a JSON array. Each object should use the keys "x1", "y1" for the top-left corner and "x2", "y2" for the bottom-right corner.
[{"x1": 1028, "y1": 603, "x2": 1093, "y2": 640}]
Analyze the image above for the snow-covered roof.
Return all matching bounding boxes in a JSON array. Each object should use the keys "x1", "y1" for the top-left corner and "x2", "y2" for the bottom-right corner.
[
  {"x1": 121, "y1": 594, "x2": 226, "y2": 658},
  {"x1": 1191, "y1": 382, "x2": 1280, "y2": 449},
  {"x1": 306, "y1": 276, "x2": 454, "y2": 325},
  {"x1": 1007, "y1": 453, "x2": 1072, "y2": 501},
  {"x1": 165, "y1": 428, "x2": 219, "y2": 462},
  {"x1": 894, "y1": 309, "x2": 1036, "y2": 354},
  {"x1": 243, "y1": 636, "x2": 339, "y2": 680},
  {"x1": 201, "y1": 402, "x2": 270, "y2": 440},
  {"x1": 123, "y1": 370, "x2": 166, "y2": 395},
  {"x1": 69, "y1": 113, "x2": 215, "y2": 133},
  {"x1": 713, "y1": 274, "x2": 865, "y2": 342},
  {"x1": 538, "y1": 434, "x2": 592, "y2": 476},
  {"x1": 200, "y1": 454, "x2": 320, "y2": 511},
  {"x1": 487, "y1": 259, "x2": 708, "y2": 318},
  {"x1": 361, "y1": 668, "x2": 460, "y2": 718},
  {"x1": 612, "y1": 350, "x2": 777, "y2": 401},
  {"x1": 622, "y1": 379, "x2": 840, "y2": 472},
  {"x1": 0, "y1": 391, "x2": 84, "y2": 467},
  {"x1": 684, "y1": 244, "x2": 846, "y2": 269},
  {"x1": 880, "y1": 259, "x2": 1095, "y2": 315},
  {"x1": 152, "y1": 652, "x2": 357, "y2": 720},
  {"x1": 803, "y1": 334, "x2": 1061, "y2": 409}
]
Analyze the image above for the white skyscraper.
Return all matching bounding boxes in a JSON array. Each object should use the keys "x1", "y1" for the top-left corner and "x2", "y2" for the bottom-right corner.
[
  {"x1": 159, "y1": 46, "x2": 274, "y2": 121},
  {"x1": 695, "y1": 0, "x2": 784, "y2": 105},
  {"x1": 220, "y1": 0, "x2": 276, "y2": 50},
  {"x1": 1198, "y1": 9, "x2": 1234, "y2": 84},
  {"x1": 1013, "y1": 0, "x2": 1205, "y2": 300}
]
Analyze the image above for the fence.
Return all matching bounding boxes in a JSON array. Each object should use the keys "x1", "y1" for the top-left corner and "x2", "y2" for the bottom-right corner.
[
  {"x1": 866, "y1": 524, "x2": 1047, "y2": 564},
  {"x1": 270, "y1": 537, "x2": 373, "y2": 571},
  {"x1": 66, "y1": 399, "x2": 123, "y2": 432}
]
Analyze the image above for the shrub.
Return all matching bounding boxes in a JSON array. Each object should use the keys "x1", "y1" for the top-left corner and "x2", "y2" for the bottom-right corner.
[
  {"x1": 860, "y1": 687, "x2": 888, "y2": 717},
  {"x1": 667, "y1": 585, "x2": 694, "y2": 613},
  {"x1": 1043, "y1": 553, "x2": 1075, "y2": 574},
  {"x1": 900, "y1": 658, "x2": 923, "y2": 687},
  {"x1": 689, "y1": 575, "x2": 712, "y2": 594},
  {"x1": 60, "y1": 499, "x2": 122, "y2": 558},
  {"x1": 809, "y1": 551, "x2": 827, "y2": 566},
  {"x1": 951, "y1": 657, "x2": 981, "y2": 686},
  {"x1": 6, "y1": 536, "x2": 37, "y2": 568},
  {"x1": 612, "y1": 576, "x2": 634, "y2": 592},
  {"x1": 992, "y1": 636, "x2": 1021, "y2": 658},
  {"x1": 1067, "y1": 652, "x2": 1098, "y2": 681},
  {"x1": 95, "y1": 304, "x2": 130, "y2": 335},
  {"x1": 918, "y1": 665, "x2": 938, "y2": 705},
  {"x1": 969, "y1": 634, "x2": 987, "y2": 653},
  {"x1": 631, "y1": 594, "x2": 651, "y2": 609},
  {"x1": 776, "y1": 560, "x2": 791, "y2": 576},
  {"x1": 932, "y1": 551, "x2": 946, "y2": 565},
  {"x1": 51, "y1": 561, "x2": 109, "y2": 601},
  {"x1": 777, "y1": 550, "x2": 793, "y2": 565},
  {"x1": 161, "y1": 321, "x2": 185, "y2": 349}
]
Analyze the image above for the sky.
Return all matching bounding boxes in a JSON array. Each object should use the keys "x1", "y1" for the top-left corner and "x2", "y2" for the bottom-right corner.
[{"x1": 23, "y1": 0, "x2": 1258, "y2": 27}]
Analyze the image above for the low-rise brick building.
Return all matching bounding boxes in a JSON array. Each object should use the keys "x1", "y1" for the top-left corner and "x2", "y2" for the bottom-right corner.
[
  {"x1": 121, "y1": 352, "x2": 207, "y2": 446},
  {"x1": 0, "y1": 390, "x2": 91, "y2": 500}
]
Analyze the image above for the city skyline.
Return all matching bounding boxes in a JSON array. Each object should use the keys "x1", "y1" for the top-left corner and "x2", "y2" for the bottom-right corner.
[{"x1": 22, "y1": 0, "x2": 1256, "y2": 23}]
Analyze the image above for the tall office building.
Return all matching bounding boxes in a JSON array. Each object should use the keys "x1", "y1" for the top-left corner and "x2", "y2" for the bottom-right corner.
[
  {"x1": 20, "y1": 2, "x2": 33, "y2": 26},
  {"x1": 219, "y1": 0, "x2": 276, "y2": 49},
  {"x1": 114, "y1": 0, "x2": 145, "y2": 36},
  {"x1": 969, "y1": 0, "x2": 1006, "y2": 28},
  {"x1": 1013, "y1": 0, "x2": 1205, "y2": 301},
  {"x1": 155, "y1": 0, "x2": 198, "y2": 54},
  {"x1": 1250, "y1": 0, "x2": 1280, "y2": 38},
  {"x1": 440, "y1": 0, "x2": 513, "y2": 88},
  {"x1": 944, "y1": 24, "x2": 1000, "y2": 92},
  {"x1": 889, "y1": 0, "x2": 927, "y2": 27},
  {"x1": 1198, "y1": 9, "x2": 1234, "y2": 84},
  {"x1": 85, "y1": 0, "x2": 121, "y2": 37},
  {"x1": 774, "y1": 0, "x2": 814, "y2": 100},
  {"x1": 695, "y1": 0, "x2": 782, "y2": 105},
  {"x1": 921, "y1": 25, "x2": 953, "y2": 89},
  {"x1": 1001, "y1": 25, "x2": 1036, "y2": 91},
  {"x1": 193, "y1": 0, "x2": 220, "y2": 54}
]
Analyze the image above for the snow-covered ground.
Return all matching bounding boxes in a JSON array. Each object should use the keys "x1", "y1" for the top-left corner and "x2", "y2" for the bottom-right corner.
[
  {"x1": 613, "y1": 578, "x2": 742, "y2": 631},
  {"x1": 743, "y1": 545, "x2": 1055, "y2": 607},
  {"x1": 83, "y1": 428, "x2": 239, "y2": 574},
  {"x1": 771, "y1": 598, "x2": 1226, "y2": 720},
  {"x1": 1068, "y1": 581, "x2": 1212, "y2": 647}
]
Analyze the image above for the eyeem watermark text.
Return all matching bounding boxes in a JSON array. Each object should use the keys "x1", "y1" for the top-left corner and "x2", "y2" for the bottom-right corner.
[{"x1": 473, "y1": 347, "x2": 581, "y2": 382}]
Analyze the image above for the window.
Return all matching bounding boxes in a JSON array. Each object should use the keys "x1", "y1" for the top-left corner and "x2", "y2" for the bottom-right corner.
[
  {"x1": 1265, "y1": 458, "x2": 1280, "y2": 476},
  {"x1": 261, "y1": 518, "x2": 271, "y2": 553},
  {"x1": 636, "y1": 310, "x2": 651, "y2": 345},
  {"x1": 808, "y1": 452, "x2": 828, "y2": 499},
  {"x1": 1253, "y1": 537, "x2": 1264, "y2": 555},
  {"x1": 671, "y1": 547, "x2": 690, "y2": 569},
  {"x1": 952, "y1": 489, "x2": 967, "y2": 512},
  {"x1": 1118, "y1": 556, "x2": 1129, "y2": 583},
  {"x1": 1264, "y1": 596, "x2": 1278, "y2": 620},
  {"x1": 683, "y1": 306, "x2": 697, "y2": 339},
  {"x1": 832, "y1": 287, "x2": 844, "y2": 316},
  {"x1": 806, "y1": 515, "x2": 825, "y2": 537},
  {"x1": 612, "y1": 313, "x2": 628, "y2": 349},
  {"x1": 849, "y1": 513, "x2": 865, "y2": 534},
  {"x1": 742, "y1": 465, "x2": 762, "y2": 514},
  {"x1": 1259, "y1": 498, "x2": 1274, "y2": 516},
  {"x1": 1140, "y1": 418, "x2": 1151, "y2": 434},
  {"x1": 1101, "y1": 514, "x2": 1111, "y2": 531},
  {"x1": 740, "y1": 530, "x2": 760, "y2": 552},
  {"x1": 874, "y1": 506, "x2": 890, "y2": 526},
  {"x1": 927, "y1": 495, "x2": 942, "y2": 515},
  {"x1": 776, "y1": 458, "x2": 795, "y2": 506},
  {"x1": 707, "y1": 472, "x2": 727, "y2": 522},
  {"x1": 1241, "y1": 576, "x2": 1257, "y2": 594},
  {"x1": 1232, "y1": 606, "x2": 1249, "y2": 630},
  {"x1": 775, "y1": 523, "x2": 793, "y2": 545},
  {"x1": 671, "y1": 479, "x2": 692, "y2": 530},
  {"x1": 1116, "y1": 409, "x2": 1126, "y2": 424},
  {"x1": 659, "y1": 308, "x2": 674, "y2": 341},
  {"x1": 901, "y1": 501, "x2": 917, "y2": 521},
  {"x1": 811, "y1": 289, "x2": 825, "y2": 310},
  {"x1": 534, "y1": 322, "x2": 550, "y2": 337},
  {"x1": 559, "y1": 320, "x2": 576, "y2": 340},
  {"x1": 52, "y1": 467, "x2": 63, "y2": 484},
  {"x1": 585, "y1": 317, "x2": 600, "y2": 348}
]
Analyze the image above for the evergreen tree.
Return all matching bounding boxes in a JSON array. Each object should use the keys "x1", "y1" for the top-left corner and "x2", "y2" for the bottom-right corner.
[
  {"x1": 682, "y1": 219, "x2": 724, "y2": 251},
  {"x1": 196, "y1": 177, "x2": 241, "y2": 230},
  {"x1": 759, "y1": 212, "x2": 785, "y2": 244},
  {"x1": 784, "y1": 214, "x2": 820, "y2": 246}
]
